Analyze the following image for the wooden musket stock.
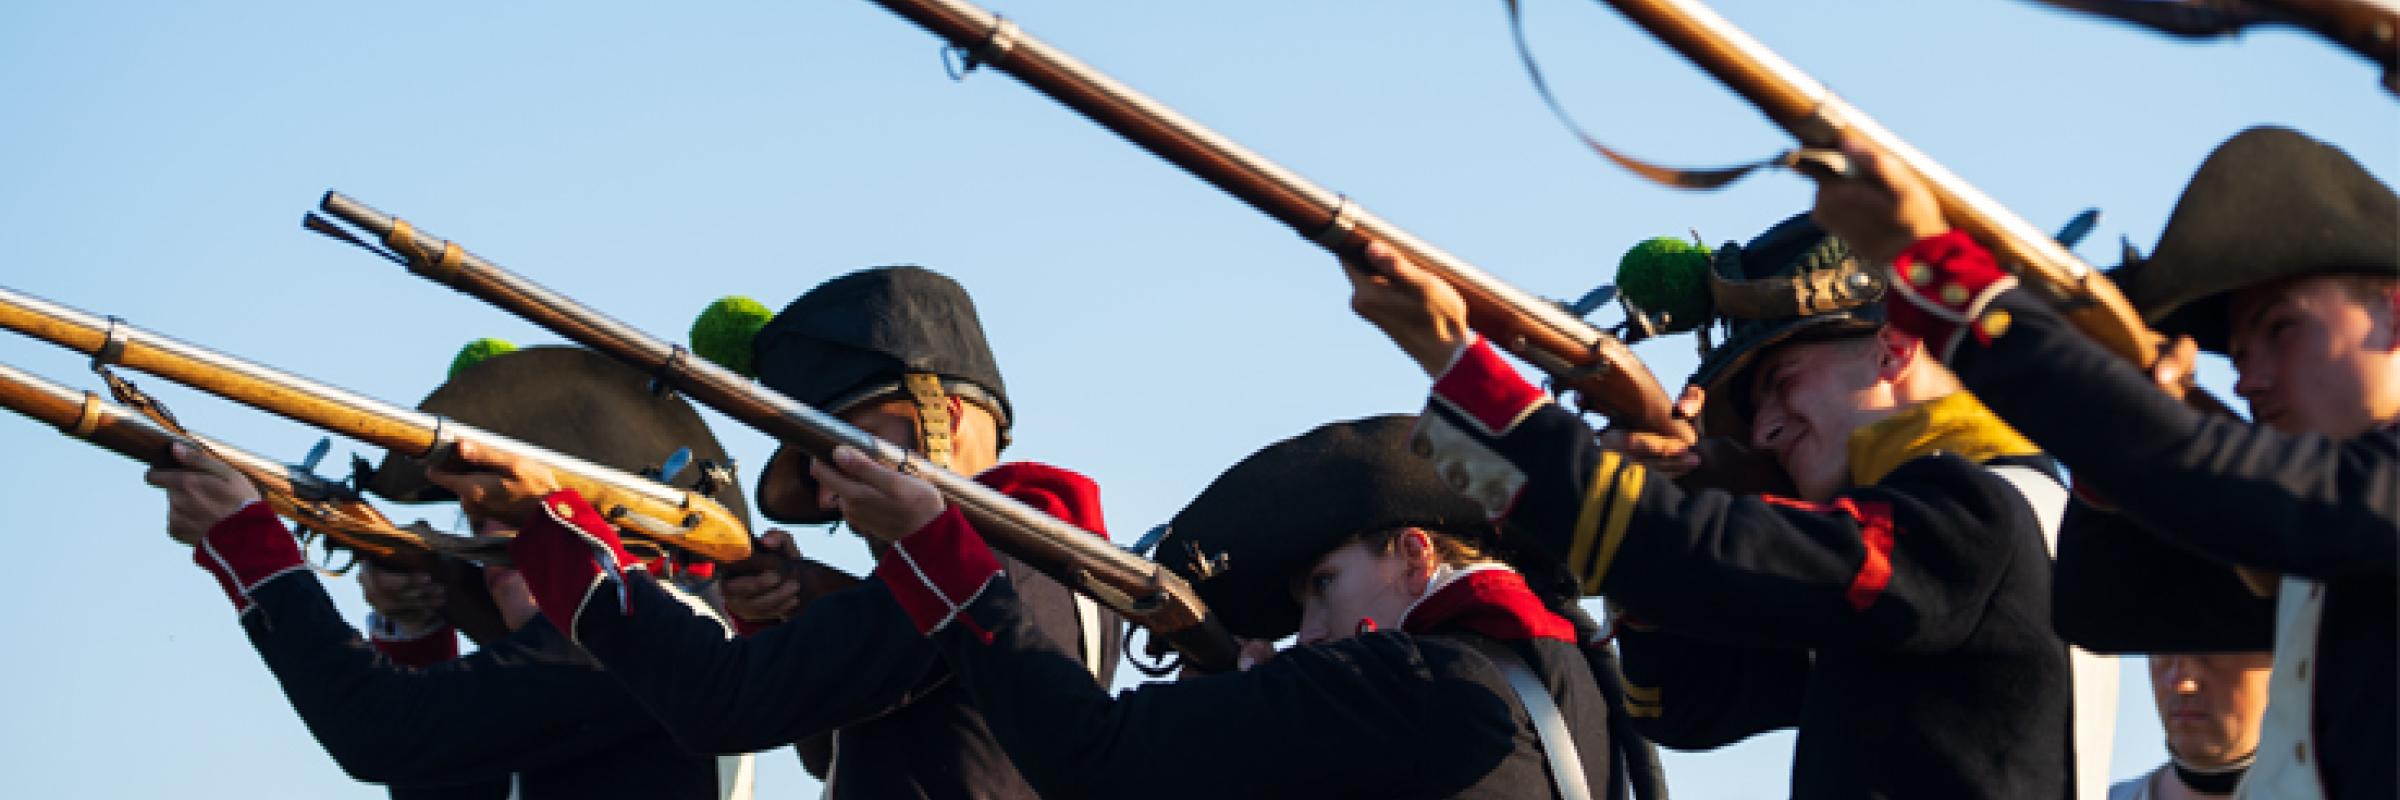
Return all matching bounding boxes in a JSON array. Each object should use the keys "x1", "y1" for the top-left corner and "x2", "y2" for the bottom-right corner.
[
  {"x1": 311, "y1": 192, "x2": 1241, "y2": 673},
  {"x1": 862, "y1": 0, "x2": 1691, "y2": 444},
  {"x1": 1599, "y1": 0, "x2": 2210, "y2": 386},
  {"x1": 0, "y1": 287, "x2": 752, "y2": 563}
]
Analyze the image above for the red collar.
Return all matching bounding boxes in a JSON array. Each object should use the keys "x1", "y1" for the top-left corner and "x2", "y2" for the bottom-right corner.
[{"x1": 1398, "y1": 566, "x2": 1577, "y2": 643}]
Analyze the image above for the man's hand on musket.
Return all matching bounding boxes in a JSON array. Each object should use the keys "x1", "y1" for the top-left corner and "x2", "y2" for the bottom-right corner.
[
  {"x1": 361, "y1": 563, "x2": 448, "y2": 634},
  {"x1": 722, "y1": 529, "x2": 808, "y2": 621},
  {"x1": 1810, "y1": 137, "x2": 1951, "y2": 266},
  {"x1": 424, "y1": 439, "x2": 562, "y2": 529},
  {"x1": 1598, "y1": 385, "x2": 1707, "y2": 475},
  {"x1": 1342, "y1": 241, "x2": 1473, "y2": 378},
  {"x1": 146, "y1": 442, "x2": 261, "y2": 546},
  {"x1": 809, "y1": 445, "x2": 946, "y2": 543}
]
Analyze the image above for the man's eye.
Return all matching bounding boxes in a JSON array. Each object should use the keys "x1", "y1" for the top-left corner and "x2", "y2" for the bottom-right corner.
[{"x1": 1309, "y1": 573, "x2": 1334, "y2": 594}]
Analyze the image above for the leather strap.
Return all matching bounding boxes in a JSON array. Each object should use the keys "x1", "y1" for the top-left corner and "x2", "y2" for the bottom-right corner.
[
  {"x1": 905, "y1": 373, "x2": 954, "y2": 470},
  {"x1": 1459, "y1": 639, "x2": 1594, "y2": 800}
]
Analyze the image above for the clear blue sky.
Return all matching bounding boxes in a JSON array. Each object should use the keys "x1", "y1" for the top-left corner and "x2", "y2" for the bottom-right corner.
[{"x1": 0, "y1": 1, "x2": 2389, "y2": 797}]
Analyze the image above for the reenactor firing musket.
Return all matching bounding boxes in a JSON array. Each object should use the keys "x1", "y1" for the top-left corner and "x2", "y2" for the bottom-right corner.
[
  {"x1": 303, "y1": 193, "x2": 1244, "y2": 674},
  {"x1": 0, "y1": 358, "x2": 518, "y2": 643},
  {"x1": 0, "y1": 286, "x2": 752, "y2": 564},
  {"x1": 0, "y1": 358, "x2": 501, "y2": 569},
  {"x1": 858, "y1": 0, "x2": 1695, "y2": 445},
  {"x1": 1526, "y1": 0, "x2": 2231, "y2": 409},
  {"x1": 2028, "y1": 0, "x2": 2400, "y2": 93}
]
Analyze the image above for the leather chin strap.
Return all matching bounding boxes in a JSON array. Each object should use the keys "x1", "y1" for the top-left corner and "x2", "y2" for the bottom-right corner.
[{"x1": 904, "y1": 372, "x2": 955, "y2": 470}]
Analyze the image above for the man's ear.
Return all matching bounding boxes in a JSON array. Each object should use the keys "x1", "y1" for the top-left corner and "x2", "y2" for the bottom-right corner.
[
  {"x1": 1398, "y1": 527, "x2": 1439, "y2": 580},
  {"x1": 1875, "y1": 327, "x2": 1920, "y2": 382}
]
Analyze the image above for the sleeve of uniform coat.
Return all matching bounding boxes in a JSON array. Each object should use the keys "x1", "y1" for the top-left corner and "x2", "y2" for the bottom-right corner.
[
  {"x1": 1613, "y1": 624, "x2": 1809, "y2": 749},
  {"x1": 2051, "y1": 498, "x2": 2277, "y2": 653},
  {"x1": 1413, "y1": 337, "x2": 2038, "y2": 652},
  {"x1": 563, "y1": 567, "x2": 955, "y2": 754},
  {"x1": 873, "y1": 506, "x2": 1526, "y2": 800},
  {"x1": 209, "y1": 508, "x2": 662, "y2": 785},
  {"x1": 1899, "y1": 236, "x2": 2400, "y2": 577}
]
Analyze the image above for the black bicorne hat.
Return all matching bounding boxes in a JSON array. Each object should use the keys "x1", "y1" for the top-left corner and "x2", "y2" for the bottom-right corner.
[
  {"x1": 364, "y1": 346, "x2": 751, "y2": 528},
  {"x1": 2116, "y1": 126, "x2": 2398, "y2": 354},
  {"x1": 1684, "y1": 213, "x2": 1884, "y2": 441},
  {"x1": 1154, "y1": 415, "x2": 1506, "y2": 641},
  {"x1": 751, "y1": 266, "x2": 1012, "y2": 524}
]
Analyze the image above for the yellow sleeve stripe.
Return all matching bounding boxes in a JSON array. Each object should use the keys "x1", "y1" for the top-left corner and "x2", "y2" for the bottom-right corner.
[
  {"x1": 1572, "y1": 452, "x2": 1649, "y2": 596},
  {"x1": 1565, "y1": 450, "x2": 1624, "y2": 578},
  {"x1": 1623, "y1": 681, "x2": 1664, "y2": 719},
  {"x1": 1588, "y1": 463, "x2": 1647, "y2": 591}
]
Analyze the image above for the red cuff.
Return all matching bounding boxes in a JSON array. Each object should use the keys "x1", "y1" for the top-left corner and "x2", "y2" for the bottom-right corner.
[
  {"x1": 1429, "y1": 335, "x2": 1550, "y2": 437},
  {"x1": 193, "y1": 501, "x2": 309, "y2": 616},
  {"x1": 1885, "y1": 231, "x2": 2019, "y2": 361},
  {"x1": 370, "y1": 622, "x2": 460, "y2": 667},
  {"x1": 508, "y1": 489, "x2": 642, "y2": 640},
  {"x1": 871, "y1": 505, "x2": 1002, "y2": 639}
]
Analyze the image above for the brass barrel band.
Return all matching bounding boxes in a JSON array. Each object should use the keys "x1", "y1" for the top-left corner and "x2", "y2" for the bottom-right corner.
[
  {"x1": 92, "y1": 316, "x2": 130, "y2": 369},
  {"x1": 65, "y1": 391, "x2": 104, "y2": 439},
  {"x1": 967, "y1": 17, "x2": 1021, "y2": 68},
  {"x1": 1311, "y1": 195, "x2": 1360, "y2": 249}
]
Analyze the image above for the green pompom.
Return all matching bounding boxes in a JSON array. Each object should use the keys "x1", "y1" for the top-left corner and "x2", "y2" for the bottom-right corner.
[
  {"x1": 1615, "y1": 237, "x2": 1714, "y2": 334},
  {"x1": 448, "y1": 338, "x2": 518, "y2": 378},
  {"x1": 690, "y1": 296, "x2": 774, "y2": 377}
]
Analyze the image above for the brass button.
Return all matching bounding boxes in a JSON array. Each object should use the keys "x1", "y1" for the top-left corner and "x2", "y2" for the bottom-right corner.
[
  {"x1": 1940, "y1": 283, "x2": 1970, "y2": 305},
  {"x1": 555, "y1": 501, "x2": 576, "y2": 517},
  {"x1": 1907, "y1": 263, "x2": 1934, "y2": 287},
  {"x1": 1978, "y1": 310, "x2": 2013, "y2": 339}
]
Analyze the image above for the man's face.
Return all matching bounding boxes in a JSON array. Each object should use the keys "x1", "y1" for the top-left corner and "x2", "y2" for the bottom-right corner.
[
  {"x1": 757, "y1": 395, "x2": 1002, "y2": 519},
  {"x1": 1291, "y1": 531, "x2": 1428, "y2": 646},
  {"x1": 2229, "y1": 276, "x2": 2399, "y2": 437},
  {"x1": 1746, "y1": 336, "x2": 1888, "y2": 500},
  {"x1": 2150, "y1": 653, "x2": 2273, "y2": 766}
]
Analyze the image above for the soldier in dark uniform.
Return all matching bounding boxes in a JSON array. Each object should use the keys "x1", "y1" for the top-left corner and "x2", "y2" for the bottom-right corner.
[
  {"x1": 142, "y1": 345, "x2": 756, "y2": 799},
  {"x1": 1340, "y1": 215, "x2": 2087, "y2": 798},
  {"x1": 501, "y1": 266, "x2": 1121, "y2": 800},
  {"x1": 1812, "y1": 125, "x2": 2396, "y2": 799},
  {"x1": 506, "y1": 413, "x2": 1624, "y2": 798}
]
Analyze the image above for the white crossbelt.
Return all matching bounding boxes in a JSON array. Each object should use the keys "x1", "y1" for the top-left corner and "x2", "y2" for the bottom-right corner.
[
  {"x1": 1074, "y1": 593, "x2": 1104, "y2": 681},
  {"x1": 1485, "y1": 646, "x2": 1593, "y2": 800}
]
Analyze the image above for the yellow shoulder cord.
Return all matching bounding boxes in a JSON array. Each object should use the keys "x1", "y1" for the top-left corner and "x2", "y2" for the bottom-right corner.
[{"x1": 905, "y1": 373, "x2": 954, "y2": 470}]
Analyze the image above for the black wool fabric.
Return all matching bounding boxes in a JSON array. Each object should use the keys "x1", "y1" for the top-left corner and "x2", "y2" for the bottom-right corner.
[
  {"x1": 1950, "y1": 286, "x2": 2396, "y2": 800},
  {"x1": 2117, "y1": 126, "x2": 2400, "y2": 354},
  {"x1": 752, "y1": 266, "x2": 1010, "y2": 424},
  {"x1": 568, "y1": 551, "x2": 1118, "y2": 800},
  {"x1": 240, "y1": 572, "x2": 725, "y2": 799},
  {"x1": 1157, "y1": 415, "x2": 1492, "y2": 640}
]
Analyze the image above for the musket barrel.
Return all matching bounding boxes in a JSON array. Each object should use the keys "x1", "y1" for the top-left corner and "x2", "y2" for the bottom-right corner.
[
  {"x1": 316, "y1": 193, "x2": 1240, "y2": 671},
  {"x1": 0, "y1": 286, "x2": 751, "y2": 563},
  {"x1": 865, "y1": 0, "x2": 1687, "y2": 440}
]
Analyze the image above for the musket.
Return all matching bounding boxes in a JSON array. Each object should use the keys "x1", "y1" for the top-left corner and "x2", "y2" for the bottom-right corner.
[
  {"x1": 2028, "y1": 0, "x2": 2400, "y2": 93},
  {"x1": 858, "y1": 0, "x2": 1693, "y2": 444},
  {"x1": 305, "y1": 193, "x2": 1243, "y2": 673},
  {"x1": 0, "y1": 359, "x2": 492, "y2": 569},
  {"x1": 0, "y1": 286, "x2": 752, "y2": 564},
  {"x1": 0, "y1": 358, "x2": 518, "y2": 642},
  {"x1": 1588, "y1": 0, "x2": 2208, "y2": 390}
]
